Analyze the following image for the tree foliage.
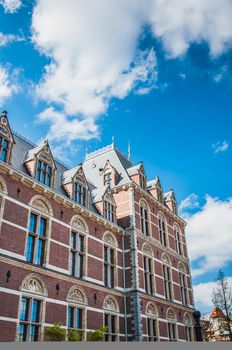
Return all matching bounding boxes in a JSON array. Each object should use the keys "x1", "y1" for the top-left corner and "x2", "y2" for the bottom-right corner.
[
  {"x1": 45, "y1": 322, "x2": 66, "y2": 341},
  {"x1": 212, "y1": 270, "x2": 232, "y2": 341},
  {"x1": 87, "y1": 326, "x2": 108, "y2": 341},
  {"x1": 67, "y1": 328, "x2": 82, "y2": 342}
]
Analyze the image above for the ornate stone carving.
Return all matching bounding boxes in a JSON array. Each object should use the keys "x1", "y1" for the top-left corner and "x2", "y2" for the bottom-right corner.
[
  {"x1": 22, "y1": 278, "x2": 44, "y2": 295},
  {"x1": 39, "y1": 152, "x2": 52, "y2": 164},
  {"x1": 167, "y1": 309, "x2": 176, "y2": 320},
  {"x1": 104, "y1": 297, "x2": 117, "y2": 311},
  {"x1": 146, "y1": 303, "x2": 157, "y2": 316},
  {"x1": 104, "y1": 233, "x2": 116, "y2": 246},
  {"x1": 67, "y1": 288, "x2": 85, "y2": 304},
  {"x1": 162, "y1": 254, "x2": 169, "y2": 265},
  {"x1": 32, "y1": 199, "x2": 50, "y2": 214},
  {"x1": 143, "y1": 244, "x2": 153, "y2": 256},
  {"x1": 72, "y1": 218, "x2": 86, "y2": 232}
]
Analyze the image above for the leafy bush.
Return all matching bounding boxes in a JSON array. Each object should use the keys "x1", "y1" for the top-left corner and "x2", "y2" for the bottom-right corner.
[
  {"x1": 68, "y1": 328, "x2": 82, "y2": 342},
  {"x1": 45, "y1": 323, "x2": 66, "y2": 341},
  {"x1": 87, "y1": 326, "x2": 107, "y2": 341}
]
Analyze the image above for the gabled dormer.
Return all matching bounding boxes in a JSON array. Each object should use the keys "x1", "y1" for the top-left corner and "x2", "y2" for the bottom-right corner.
[
  {"x1": 63, "y1": 165, "x2": 89, "y2": 207},
  {"x1": 92, "y1": 186, "x2": 116, "y2": 223},
  {"x1": 102, "y1": 160, "x2": 119, "y2": 187},
  {"x1": 24, "y1": 139, "x2": 56, "y2": 188},
  {"x1": 0, "y1": 111, "x2": 15, "y2": 164},
  {"x1": 127, "y1": 162, "x2": 147, "y2": 190},
  {"x1": 147, "y1": 176, "x2": 163, "y2": 203},
  {"x1": 164, "y1": 189, "x2": 178, "y2": 215}
]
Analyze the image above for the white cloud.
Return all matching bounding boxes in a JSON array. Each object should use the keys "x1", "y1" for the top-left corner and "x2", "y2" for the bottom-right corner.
[
  {"x1": 193, "y1": 278, "x2": 232, "y2": 312},
  {"x1": 31, "y1": 0, "x2": 232, "y2": 144},
  {"x1": 0, "y1": 0, "x2": 22, "y2": 13},
  {"x1": 0, "y1": 32, "x2": 24, "y2": 46},
  {"x1": 212, "y1": 140, "x2": 229, "y2": 154},
  {"x1": 179, "y1": 193, "x2": 199, "y2": 213},
  {"x1": 0, "y1": 66, "x2": 19, "y2": 105},
  {"x1": 184, "y1": 195, "x2": 232, "y2": 278}
]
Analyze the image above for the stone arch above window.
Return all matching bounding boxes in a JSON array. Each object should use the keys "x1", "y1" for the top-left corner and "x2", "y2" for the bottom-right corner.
[
  {"x1": 166, "y1": 308, "x2": 176, "y2": 321},
  {"x1": 178, "y1": 262, "x2": 186, "y2": 273},
  {"x1": 103, "y1": 296, "x2": 119, "y2": 313},
  {"x1": 146, "y1": 302, "x2": 158, "y2": 317},
  {"x1": 21, "y1": 274, "x2": 47, "y2": 296},
  {"x1": 29, "y1": 195, "x2": 53, "y2": 216},
  {"x1": 0, "y1": 175, "x2": 7, "y2": 194},
  {"x1": 67, "y1": 286, "x2": 87, "y2": 305},
  {"x1": 70, "y1": 215, "x2": 88, "y2": 233},
  {"x1": 142, "y1": 243, "x2": 153, "y2": 257},
  {"x1": 103, "y1": 231, "x2": 118, "y2": 247},
  {"x1": 139, "y1": 198, "x2": 149, "y2": 209},
  {"x1": 183, "y1": 313, "x2": 192, "y2": 325},
  {"x1": 161, "y1": 253, "x2": 171, "y2": 266}
]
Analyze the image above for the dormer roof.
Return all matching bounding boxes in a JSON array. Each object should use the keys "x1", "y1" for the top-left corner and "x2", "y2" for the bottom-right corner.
[
  {"x1": 62, "y1": 165, "x2": 82, "y2": 185},
  {"x1": 24, "y1": 139, "x2": 56, "y2": 169},
  {"x1": 91, "y1": 186, "x2": 112, "y2": 203},
  {"x1": 127, "y1": 162, "x2": 144, "y2": 177}
]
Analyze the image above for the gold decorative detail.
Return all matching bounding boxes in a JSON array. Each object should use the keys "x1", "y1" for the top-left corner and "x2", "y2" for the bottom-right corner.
[
  {"x1": 146, "y1": 303, "x2": 157, "y2": 316},
  {"x1": 67, "y1": 288, "x2": 85, "y2": 304},
  {"x1": 22, "y1": 278, "x2": 45, "y2": 295}
]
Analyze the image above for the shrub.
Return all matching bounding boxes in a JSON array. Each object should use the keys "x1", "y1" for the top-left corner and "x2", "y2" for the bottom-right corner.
[
  {"x1": 68, "y1": 328, "x2": 82, "y2": 342},
  {"x1": 87, "y1": 326, "x2": 108, "y2": 342},
  {"x1": 45, "y1": 323, "x2": 66, "y2": 341}
]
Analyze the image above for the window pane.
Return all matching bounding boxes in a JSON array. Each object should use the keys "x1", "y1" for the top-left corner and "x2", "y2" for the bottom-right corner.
[
  {"x1": 77, "y1": 235, "x2": 84, "y2": 252},
  {"x1": 76, "y1": 308, "x2": 82, "y2": 329},
  {"x1": 71, "y1": 232, "x2": 76, "y2": 249},
  {"x1": 110, "y1": 266, "x2": 114, "y2": 288},
  {"x1": 77, "y1": 254, "x2": 83, "y2": 278},
  {"x1": 3, "y1": 139, "x2": 9, "y2": 148},
  {"x1": 30, "y1": 325, "x2": 39, "y2": 342},
  {"x1": 39, "y1": 217, "x2": 47, "y2": 237},
  {"x1": 46, "y1": 175, "x2": 51, "y2": 187},
  {"x1": 47, "y1": 166, "x2": 52, "y2": 174},
  {"x1": 104, "y1": 314, "x2": 109, "y2": 328},
  {"x1": 1, "y1": 149, "x2": 7, "y2": 162},
  {"x1": 20, "y1": 298, "x2": 29, "y2": 321},
  {"x1": 110, "y1": 249, "x2": 114, "y2": 264},
  {"x1": 70, "y1": 251, "x2": 75, "y2": 275},
  {"x1": 111, "y1": 315, "x2": 116, "y2": 333},
  {"x1": 41, "y1": 172, "x2": 46, "y2": 184},
  {"x1": 18, "y1": 324, "x2": 27, "y2": 342},
  {"x1": 104, "y1": 246, "x2": 108, "y2": 263},
  {"x1": 68, "y1": 307, "x2": 74, "y2": 328},
  {"x1": 26, "y1": 235, "x2": 35, "y2": 263},
  {"x1": 104, "y1": 264, "x2": 108, "y2": 286},
  {"x1": 31, "y1": 300, "x2": 41, "y2": 323},
  {"x1": 36, "y1": 170, "x2": 41, "y2": 181},
  {"x1": 36, "y1": 239, "x2": 45, "y2": 265},
  {"x1": 29, "y1": 213, "x2": 37, "y2": 233}
]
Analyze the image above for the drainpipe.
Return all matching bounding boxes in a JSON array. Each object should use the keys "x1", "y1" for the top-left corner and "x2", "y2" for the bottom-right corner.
[{"x1": 122, "y1": 234, "x2": 128, "y2": 341}]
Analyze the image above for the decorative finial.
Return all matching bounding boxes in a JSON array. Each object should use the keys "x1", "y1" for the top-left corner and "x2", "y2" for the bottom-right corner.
[
  {"x1": 2, "y1": 111, "x2": 7, "y2": 117},
  {"x1": 128, "y1": 140, "x2": 131, "y2": 160}
]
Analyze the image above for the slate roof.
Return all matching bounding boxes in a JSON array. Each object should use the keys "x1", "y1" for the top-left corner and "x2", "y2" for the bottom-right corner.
[
  {"x1": 91, "y1": 186, "x2": 109, "y2": 203},
  {"x1": 62, "y1": 166, "x2": 81, "y2": 185}
]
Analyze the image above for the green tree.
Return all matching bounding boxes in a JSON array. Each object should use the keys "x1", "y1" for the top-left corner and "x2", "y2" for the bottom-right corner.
[
  {"x1": 87, "y1": 326, "x2": 107, "y2": 341},
  {"x1": 45, "y1": 323, "x2": 66, "y2": 341},
  {"x1": 212, "y1": 270, "x2": 232, "y2": 341},
  {"x1": 67, "y1": 328, "x2": 82, "y2": 342}
]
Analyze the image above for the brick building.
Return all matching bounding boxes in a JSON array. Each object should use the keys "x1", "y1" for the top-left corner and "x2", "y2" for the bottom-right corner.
[{"x1": 0, "y1": 111, "x2": 195, "y2": 342}]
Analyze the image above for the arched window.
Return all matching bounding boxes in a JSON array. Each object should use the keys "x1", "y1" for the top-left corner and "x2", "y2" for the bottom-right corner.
[
  {"x1": 162, "y1": 254, "x2": 172, "y2": 301},
  {"x1": 174, "y1": 225, "x2": 182, "y2": 255},
  {"x1": 69, "y1": 216, "x2": 88, "y2": 279},
  {"x1": 67, "y1": 286, "x2": 87, "y2": 340},
  {"x1": 179, "y1": 263, "x2": 188, "y2": 306},
  {"x1": 103, "y1": 232, "x2": 117, "y2": 289},
  {"x1": 183, "y1": 313, "x2": 193, "y2": 341},
  {"x1": 36, "y1": 152, "x2": 54, "y2": 187},
  {"x1": 103, "y1": 193, "x2": 116, "y2": 223},
  {"x1": 18, "y1": 275, "x2": 47, "y2": 342},
  {"x1": 25, "y1": 197, "x2": 52, "y2": 266},
  {"x1": 167, "y1": 308, "x2": 177, "y2": 342},
  {"x1": 142, "y1": 243, "x2": 154, "y2": 295},
  {"x1": 0, "y1": 111, "x2": 13, "y2": 164},
  {"x1": 73, "y1": 175, "x2": 87, "y2": 206},
  {"x1": 158, "y1": 213, "x2": 167, "y2": 247},
  {"x1": 140, "y1": 199, "x2": 150, "y2": 236},
  {"x1": 146, "y1": 303, "x2": 159, "y2": 342},
  {"x1": 103, "y1": 296, "x2": 119, "y2": 342}
]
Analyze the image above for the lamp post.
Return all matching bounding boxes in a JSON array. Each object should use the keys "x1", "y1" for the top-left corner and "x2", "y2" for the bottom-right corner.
[{"x1": 193, "y1": 310, "x2": 203, "y2": 342}]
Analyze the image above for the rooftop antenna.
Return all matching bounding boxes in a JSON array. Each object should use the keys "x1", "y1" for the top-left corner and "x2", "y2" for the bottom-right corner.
[{"x1": 128, "y1": 140, "x2": 131, "y2": 160}]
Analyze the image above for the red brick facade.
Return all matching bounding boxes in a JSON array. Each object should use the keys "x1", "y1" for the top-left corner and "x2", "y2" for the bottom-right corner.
[{"x1": 0, "y1": 115, "x2": 195, "y2": 342}]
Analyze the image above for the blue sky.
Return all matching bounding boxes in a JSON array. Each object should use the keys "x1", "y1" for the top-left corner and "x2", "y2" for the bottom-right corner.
[{"x1": 0, "y1": 0, "x2": 232, "y2": 313}]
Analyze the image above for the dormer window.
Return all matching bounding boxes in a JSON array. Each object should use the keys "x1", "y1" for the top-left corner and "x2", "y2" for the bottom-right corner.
[
  {"x1": 140, "y1": 173, "x2": 147, "y2": 190},
  {"x1": 36, "y1": 160, "x2": 52, "y2": 187},
  {"x1": 104, "y1": 172, "x2": 112, "y2": 187},
  {"x1": 0, "y1": 137, "x2": 9, "y2": 162},
  {"x1": 157, "y1": 188, "x2": 163, "y2": 203},
  {"x1": 74, "y1": 182, "x2": 86, "y2": 206},
  {"x1": 104, "y1": 200, "x2": 115, "y2": 222}
]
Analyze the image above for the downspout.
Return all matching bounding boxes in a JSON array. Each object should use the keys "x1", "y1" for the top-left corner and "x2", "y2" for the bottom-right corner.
[{"x1": 122, "y1": 234, "x2": 128, "y2": 341}]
